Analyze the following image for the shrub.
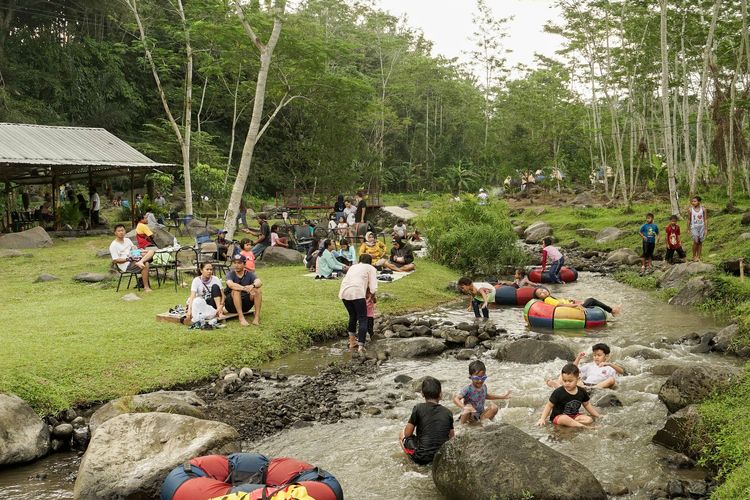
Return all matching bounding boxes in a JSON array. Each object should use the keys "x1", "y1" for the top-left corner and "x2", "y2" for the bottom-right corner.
[
  {"x1": 420, "y1": 196, "x2": 528, "y2": 275},
  {"x1": 59, "y1": 202, "x2": 82, "y2": 228}
]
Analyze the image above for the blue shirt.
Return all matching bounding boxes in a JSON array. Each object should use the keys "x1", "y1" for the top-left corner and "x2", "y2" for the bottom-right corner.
[
  {"x1": 640, "y1": 223, "x2": 659, "y2": 243},
  {"x1": 459, "y1": 384, "x2": 488, "y2": 414}
]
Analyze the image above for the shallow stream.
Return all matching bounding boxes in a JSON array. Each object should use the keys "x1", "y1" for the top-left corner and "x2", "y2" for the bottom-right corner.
[{"x1": 0, "y1": 273, "x2": 738, "y2": 499}]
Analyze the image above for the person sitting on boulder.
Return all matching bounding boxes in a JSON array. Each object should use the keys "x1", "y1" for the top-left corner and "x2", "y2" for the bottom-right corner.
[
  {"x1": 400, "y1": 376, "x2": 454, "y2": 465},
  {"x1": 453, "y1": 360, "x2": 511, "y2": 424},
  {"x1": 545, "y1": 343, "x2": 624, "y2": 390},
  {"x1": 533, "y1": 288, "x2": 622, "y2": 317},
  {"x1": 135, "y1": 213, "x2": 157, "y2": 249},
  {"x1": 270, "y1": 224, "x2": 289, "y2": 248},
  {"x1": 383, "y1": 237, "x2": 415, "y2": 272},
  {"x1": 109, "y1": 224, "x2": 155, "y2": 292},
  {"x1": 224, "y1": 254, "x2": 262, "y2": 326},
  {"x1": 537, "y1": 363, "x2": 600, "y2": 428}
]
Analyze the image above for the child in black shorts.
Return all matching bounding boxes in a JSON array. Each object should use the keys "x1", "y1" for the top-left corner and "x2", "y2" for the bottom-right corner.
[{"x1": 400, "y1": 376, "x2": 454, "y2": 465}]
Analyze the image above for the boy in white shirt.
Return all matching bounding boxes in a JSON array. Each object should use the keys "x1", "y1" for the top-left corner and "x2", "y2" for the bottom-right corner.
[
  {"x1": 546, "y1": 343, "x2": 623, "y2": 390},
  {"x1": 109, "y1": 223, "x2": 155, "y2": 292}
]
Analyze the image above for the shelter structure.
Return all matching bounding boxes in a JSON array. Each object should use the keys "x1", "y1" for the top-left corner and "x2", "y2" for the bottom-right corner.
[{"x1": 0, "y1": 123, "x2": 172, "y2": 231}]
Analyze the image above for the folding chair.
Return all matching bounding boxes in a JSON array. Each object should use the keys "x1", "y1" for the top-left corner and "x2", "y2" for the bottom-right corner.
[{"x1": 114, "y1": 265, "x2": 143, "y2": 292}]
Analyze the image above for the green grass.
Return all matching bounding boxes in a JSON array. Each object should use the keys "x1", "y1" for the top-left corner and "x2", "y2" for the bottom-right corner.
[{"x1": 0, "y1": 235, "x2": 458, "y2": 414}]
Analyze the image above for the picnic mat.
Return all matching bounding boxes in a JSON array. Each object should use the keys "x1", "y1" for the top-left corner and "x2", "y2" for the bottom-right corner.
[{"x1": 304, "y1": 271, "x2": 413, "y2": 282}]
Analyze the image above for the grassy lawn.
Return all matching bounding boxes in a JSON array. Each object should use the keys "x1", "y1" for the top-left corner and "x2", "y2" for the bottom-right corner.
[{"x1": 0, "y1": 235, "x2": 458, "y2": 414}]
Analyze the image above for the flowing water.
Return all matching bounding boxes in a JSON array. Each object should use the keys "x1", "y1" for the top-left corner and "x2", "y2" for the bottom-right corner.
[{"x1": 0, "y1": 273, "x2": 738, "y2": 499}]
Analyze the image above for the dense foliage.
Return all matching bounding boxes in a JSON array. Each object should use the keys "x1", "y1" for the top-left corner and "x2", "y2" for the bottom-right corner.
[{"x1": 420, "y1": 197, "x2": 528, "y2": 275}]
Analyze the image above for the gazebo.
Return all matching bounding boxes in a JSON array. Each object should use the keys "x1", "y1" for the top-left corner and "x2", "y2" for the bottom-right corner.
[{"x1": 0, "y1": 123, "x2": 172, "y2": 231}]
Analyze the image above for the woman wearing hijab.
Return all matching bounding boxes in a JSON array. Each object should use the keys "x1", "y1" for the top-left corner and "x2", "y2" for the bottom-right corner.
[{"x1": 358, "y1": 231, "x2": 387, "y2": 268}]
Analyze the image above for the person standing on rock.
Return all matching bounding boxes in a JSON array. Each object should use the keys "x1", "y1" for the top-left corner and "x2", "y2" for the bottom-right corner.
[
  {"x1": 338, "y1": 253, "x2": 378, "y2": 352},
  {"x1": 400, "y1": 376, "x2": 454, "y2": 465},
  {"x1": 109, "y1": 224, "x2": 154, "y2": 292},
  {"x1": 688, "y1": 196, "x2": 708, "y2": 262}
]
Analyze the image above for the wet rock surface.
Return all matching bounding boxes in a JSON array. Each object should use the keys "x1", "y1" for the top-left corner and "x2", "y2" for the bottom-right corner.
[
  {"x1": 658, "y1": 365, "x2": 741, "y2": 413},
  {"x1": 0, "y1": 394, "x2": 50, "y2": 466}
]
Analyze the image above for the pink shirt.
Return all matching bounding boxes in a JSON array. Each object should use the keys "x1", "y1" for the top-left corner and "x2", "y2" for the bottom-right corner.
[
  {"x1": 271, "y1": 232, "x2": 280, "y2": 246},
  {"x1": 339, "y1": 263, "x2": 378, "y2": 300}
]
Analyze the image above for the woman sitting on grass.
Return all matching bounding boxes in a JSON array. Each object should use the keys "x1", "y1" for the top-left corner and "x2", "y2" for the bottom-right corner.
[
  {"x1": 358, "y1": 231, "x2": 387, "y2": 268},
  {"x1": 185, "y1": 262, "x2": 224, "y2": 324}
]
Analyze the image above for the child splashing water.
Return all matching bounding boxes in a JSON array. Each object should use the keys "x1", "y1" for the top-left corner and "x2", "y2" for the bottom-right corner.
[{"x1": 453, "y1": 360, "x2": 511, "y2": 424}]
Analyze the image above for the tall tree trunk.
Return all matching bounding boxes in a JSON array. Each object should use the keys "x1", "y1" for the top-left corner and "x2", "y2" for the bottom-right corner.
[
  {"x1": 691, "y1": 0, "x2": 721, "y2": 196},
  {"x1": 223, "y1": 0, "x2": 285, "y2": 239},
  {"x1": 659, "y1": 0, "x2": 679, "y2": 215},
  {"x1": 177, "y1": 0, "x2": 193, "y2": 215},
  {"x1": 680, "y1": 10, "x2": 693, "y2": 180}
]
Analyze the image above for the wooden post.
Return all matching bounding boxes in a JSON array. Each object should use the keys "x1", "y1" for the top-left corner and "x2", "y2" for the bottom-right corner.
[
  {"x1": 87, "y1": 166, "x2": 93, "y2": 229},
  {"x1": 740, "y1": 258, "x2": 745, "y2": 283},
  {"x1": 129, "y1": 168, "x2": 135, "y2": 228},
  {"x1": 52, "y1": 174, "x2": 59, "y2": 230}
]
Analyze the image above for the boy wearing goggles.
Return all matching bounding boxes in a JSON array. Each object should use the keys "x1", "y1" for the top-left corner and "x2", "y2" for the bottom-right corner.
[{"x1": 453, "y1": 360, "x2": 511, "y2": 424}]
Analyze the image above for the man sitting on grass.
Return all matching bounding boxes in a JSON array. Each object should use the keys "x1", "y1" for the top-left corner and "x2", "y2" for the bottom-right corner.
[
  {"x1": 109, "y1": 223, "x2": 155, "y2": 292},
  {"x1": 224, "y1": 254, "x2": 262, "y2": 326}
]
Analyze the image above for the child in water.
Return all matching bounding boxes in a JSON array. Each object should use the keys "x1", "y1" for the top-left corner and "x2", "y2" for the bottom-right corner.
[
  {"x1": 537, "y1": 363, "x2": 600, "y2": 428},
  {"x1": 400, "y1": 376, "x2": 454, "y2": 465},
  {"x1": 533, "y1": 288, "x2": 621, "y2": 318},
  {"x1": 546, "y1": 343, "x2": 624, "y2": 390},
  {"x1": 457, "y1": 277, "x2": 497, "y2": 319},
  {"x1": 453, "y1": 360, "x2": 511, "y2": 424}
]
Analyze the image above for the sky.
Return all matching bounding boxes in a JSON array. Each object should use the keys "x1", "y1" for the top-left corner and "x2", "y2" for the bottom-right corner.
[{"x1": 374, "y1": 0, "x2": 566, "y2": 76}]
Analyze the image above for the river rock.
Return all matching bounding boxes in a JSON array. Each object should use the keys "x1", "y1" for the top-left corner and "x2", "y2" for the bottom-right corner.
[
  {"x1": 34, "y1": 274, "x2": 59, "y2": 283},
  {"x1": 650, "y1": 362, "x2": 683, "y2": 376},
  {"x1": 621, "y1": 345, "x2": 663, "y2": 360},
  {"x1": 604, "y1": 248, "x2": 640, "y2": 266},
  {"x1": 573, "y1": 191, "x2": 596, "y2": 207},
  {"x1": 0, "y1": 226, "x2": 53, "y2": 249},
  {"x1": 668, "y1": 276, "x2": 714, "y2": 306},
  {"x1": 523, "y1": 221, "x2": 553, "y2": 243},
  {"x1": 575, "y1": 228, "x2": 598, "y2": 238},
  {"x1": 741, "y1": 211, "x2": 750, "y2": 225},
  {"x1": 652, "y1": 405, "x2": 704, "y2": 456},
  {"x1": 52, "y1": 423, "x2": 74, "y2": 440},
  {"x1": 595, "y1": 226, "x2": 624, "y2": 244},
  {"x1": 495, "y1": 339, "x2": 575, "y2": 364},
  {"x1": 658, "y1": 365, "x2": 741, "y2": 413},
  {"x1": 394, "y1": 374, "x2": 412, "y2": 384},
  {"x1": 441, "y1": 327, "x2": 470, "y2": 345},
  {"x1": 659, "y1": 262, "x2": 715, "y2": 289},
  {"x1": 433, "y1": 424, "x2": 606, "y2": 500},
  {"x1": 513, "y1": 225, "x2": 526, "y2": 237},
  {"x1": 377, "y1": 338, "x2": 446, "y2": 358},
  {"x1": 89, "y1": 390, "x2": 207, "y2": 435},
  {"x1": 72, "y1": 427, "x2": 91, "y2": 449},
  {"x1": 73, "y1": 413, "x2": 240, "y2": 500},
  {"x1": 711, "y1": 324, "x2": 740, "y2": 354},
  {"x1": 73, "y1": 272, "x2": 112, "y2": 283},
  {"x1": 455, "y1": 349, "x2": 475, "y2": 361},
  {"x1": 0, "y1": 394, "x2": 50, "y2": 465},
  {"x1": 464, "y1": 335, "x2": 479, "y2": 348},
  {"x1": 262, "y1": 246, "x2": 303, "y2": 265}
]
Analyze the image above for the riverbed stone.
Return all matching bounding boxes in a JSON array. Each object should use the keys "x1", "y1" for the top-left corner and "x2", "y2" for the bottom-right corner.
[
  {"x1": 621, "y1": 345, "x2": 664, "y2": 360},
  {"x1": 441, "y1": 327, "x2": 470, "y2": 345},
  {"x1": 52, "y1": 423, "x2": 74, "y2": 440},
  {"x1": 605, "y1": 248, "x2": 640, "y2": 266},
  {"x1": 595, "y1": 226, "x2": 624, "y2": 244},
  {"x1": 89, "y1": 390, "x2": 207, "y2": 435},
  {"x1": 711, "y1": 324, "x2": 740, "y2": 354},
  {"x1": 652, "y1": 405, "x2": 704, "y2": 456},
  {"x1": 659, "y1": 262, "x2": 715, "y2": 289},
  {"x1": 455, "y1": 349, "x2": 475, "y2": 361},
  {"x1": 262, "y1": 246, "x2": 303, "y2": 265},
  {"x1": 0, "y1": 394, "x2": 50, "y2": 465},
  {"x1": 495, "y1": 339, "x2": 576, "y2": 364},
  {"x1": 523, "y1": 221, "x2": 553, "y2": 243},
  {"x1": 433, "y1": 424, "x2": 606, "y2": 500},
  {"x1": 658, "y1": 365, "x2": 741, "y2": 413},
  {"x1": 650, "y1": 362, "x2": 683, "y2": 376},
  {"x1": 464, "y1": 335, "x2": 479, "y2": 348},
  {"x1": 73, "y1": 412, "x2": 240, "y2": 500},
  {"x1": 668, "y1": 276, "x2": 715, "y2": 306},
  {"x1": 377, "y1": 338, "x2": 446, "y2": 358},
  {"x1": 0, "y1": 226, "x2": 53, "y2": 249}
]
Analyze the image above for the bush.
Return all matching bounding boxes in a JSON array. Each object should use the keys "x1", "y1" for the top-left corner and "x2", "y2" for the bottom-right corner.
[
  {"x1": 59, "y1": 202, "x2": 82, "y2": 228},
  {"x1": 420, "y1": 196, "x2": 528, "y2": 275}
]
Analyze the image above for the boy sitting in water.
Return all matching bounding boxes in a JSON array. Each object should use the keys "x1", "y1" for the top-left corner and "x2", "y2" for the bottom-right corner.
[
  {"x1": 546, "y1": 343, "x2": 624, "y2": 390},
  {"x1": 497, "y1": 268, "x2": 536, "y2": 288},
  {"x1": 400, "y1": 376, "x2": 454, "y2": 465},
  {"x1": 537, "y1": 363, "x2": 600, "y2": 428},
  {"x1": 457, "y1": 277, "x2": 496, "y2": 319},
  {"x1": 453, "y1": 360, "x2": 511, "y2": 424}
]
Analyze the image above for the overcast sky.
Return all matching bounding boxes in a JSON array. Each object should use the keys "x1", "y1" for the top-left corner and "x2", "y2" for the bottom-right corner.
[{"x1": 374, "y1": 0, "x2": 565, "y2": 75}]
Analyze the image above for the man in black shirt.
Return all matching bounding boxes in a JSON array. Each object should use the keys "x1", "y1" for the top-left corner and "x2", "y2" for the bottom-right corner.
[
  {"x1": 400, "y1": 376, "x2": 454, "y2": 465},
  {"x1": 250, "y1": 213, "x2": 271, "y2": 258},
  {"x1": 224, "y1": 254, "x2": 262, "y2": 326}
]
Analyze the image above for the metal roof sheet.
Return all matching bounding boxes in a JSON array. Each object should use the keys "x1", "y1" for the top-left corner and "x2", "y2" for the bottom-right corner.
[{"x1": 0, "y1": 123, "x2": 172, "y2": 167}]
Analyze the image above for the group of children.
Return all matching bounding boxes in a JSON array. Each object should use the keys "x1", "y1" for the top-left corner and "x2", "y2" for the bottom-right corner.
[
  {"x1": 639, "y1": 196, "x2": 708, "y2": 275},
  {"x1": 401, "y1": 343, "x2": 620, "y2": 464}
]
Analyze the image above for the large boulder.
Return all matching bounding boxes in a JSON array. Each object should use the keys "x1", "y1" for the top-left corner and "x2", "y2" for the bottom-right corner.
[
  {"x1": 262, "y1": 246, "x2": 303, "y2": 265},
  {"x1": 659, "y1": 262, "x2": 715, "y2": 289},
  {"x1": 89, "y1": 390, "x2": 207, "y2": 435},
  {"x1": 711, "y1": 324, "x2": 743, "y2": 355},
  {"x1": 0, "y1": 226, "x2": 53, "y2": 249},
  {"x1": 433, "y1": 424, "x2": 606, "y2": 500},
  {"x1": 184, "y1": 218, "x2": 219, "y2": 238},
  {"x1": 658, "y1": 365, "x2": 741, "y2": 413},
  {"x1": 595, "y1": 226, "x2": 624, "y2": 244},
  {"x1": 0, "y1": 393, "x2": 50, "y2": 465},
  {"x1": 572, "y1": 191, "x2": 596, "y2": 207},
  {"x1": 73, "y1": 413, "x2": 240, "y2": 500},
  {"x1": 125, "y1": 226, "x2": 174, "y2": 248},
  {"x1": 376, "y1": 338, "x2": 446, "y2": 358},
  {"x1": 495, "y1": 339, "x2": 576, "y2": 364},
  {"x1": 652, "y1": 405, "x2": 704, "y2": 456},
  {"x1": 668, "y1": 276, "x2": 715, "y2": 306},
  {"x1": 0, "y1": 249, "x2": 23, "y2": 258},
  {"x1": 523, "y1": 221, "x2": 553, "y2": 243},
  {"x1": 605, "y1": 248, "x2": 640, "y2": 266}
]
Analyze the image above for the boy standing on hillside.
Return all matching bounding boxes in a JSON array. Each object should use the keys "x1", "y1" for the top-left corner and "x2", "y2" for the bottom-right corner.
[
  {"x1": 665, "y1": 215, "x2": 686, "y2": 264},
  {"x1": 639, "y1": 213, "x2": 659, "y2": 275}
]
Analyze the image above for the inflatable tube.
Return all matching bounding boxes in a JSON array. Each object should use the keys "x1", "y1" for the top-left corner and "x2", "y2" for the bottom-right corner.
[
  {"x1": 161, "y1": 453, "x2": 343, "y2": 500},
  {"x1": 493, "y1": 285, "x2": 544, "y2": 306},
  {"x1": 528, "y1": 266, "x2": 578, "y2": 284},
  {"x1": 523, "y1": 299, "x2": 607, "y2": 329}
]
